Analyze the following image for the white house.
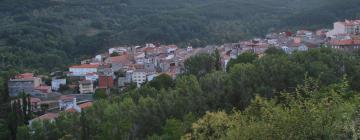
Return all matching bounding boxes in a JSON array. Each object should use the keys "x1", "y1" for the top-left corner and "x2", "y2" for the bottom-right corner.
[
  {"x1": 65, "y1": 98, "x2": 81, "y2": 112},
  {"x1": 132, "y1": 69, "x2": 147, "y2": 87},
  {"x1": 166, "y1": 45, "x2": 177, "y2": 54},
  {"x1": 109, "y1": 47, "x2": 128, "y2": 55},
  {"x1": 187, "y1": 46, "x2": 193, "y2": 52},
  {"x1": 51, "y1": 79, "x2": 66, "y2": 91},
  {"x1": 326, "y1": 22, "x2": 347, "y2": 38},
  {"x1": 79, "y1": 80, "x2": 94, "y2": 94},
  {"x1": 297, "y1": 44, "x2": 308, "y2": 51},
  {"x1": 108, "y1": 48, "x2": 116, "y2": 54},
  {"x1": 281, "y1": 46, "x2": 291, "y2": 54},
  {"x1": 326, "y1": 20, "x2": 360, "y2": 38},
  {"x1": 147, "y1": 73, "x2": 158, "y2": 82},
  {"x1": 59, "y1": 95, "x2": 76, "y2": 110},
  {"x1": 125, "y1": 70, "x2": 133, "y2": 84},
  {"x1": 95, "y1": 55, "x2": 102, "y2": 62},
  {"x1": 69, "y1": 64, "x2": 100, "y2": 76}
]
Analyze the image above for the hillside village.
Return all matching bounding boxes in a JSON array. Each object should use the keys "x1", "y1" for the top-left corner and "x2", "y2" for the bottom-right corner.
[{"x1": 7, "y1": 19, "x2": 360, "y2": 123}]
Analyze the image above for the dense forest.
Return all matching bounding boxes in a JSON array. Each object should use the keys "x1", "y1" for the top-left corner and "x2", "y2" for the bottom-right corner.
[
  {"x1": 2, "y1": 48, "x2": 360, "y2": 139},
  {"x1": 1, "y1": 0, "x2": 360, "y2": 73}
]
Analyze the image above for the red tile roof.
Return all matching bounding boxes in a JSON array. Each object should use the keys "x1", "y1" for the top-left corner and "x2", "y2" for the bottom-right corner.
[
  {"x1": 59, "y1": 95, "x2": 76, "y2": 101},
  {"x1": 79, "y1": 102, "x2": 93, "y2": 109},
  {"x1": 32, "y1": 113, "x2": 59, "y2": 121},
  {"x1": 110, "y1": 54, "x2": 132, "y2": 64},
  {"x1": 330, "y1": 39, "x2": 360, "y2": 45},
  {"x1": 15, "y1": 73, "x2": 34, "y2": 79},
  {"x1": 69, "y1": 64, "x2": 100, "y2": 69},
  {"x1": 65, "y1": 108, "x2": 77, "y2": 113},
  {"x1": 35, "y1": 86, "x2": 50, "y2": 94}
]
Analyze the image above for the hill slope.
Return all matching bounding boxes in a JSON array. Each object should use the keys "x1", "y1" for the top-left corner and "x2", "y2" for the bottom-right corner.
[{"x1": 0, "y1": 0, "x2": 360, "y2": 72}]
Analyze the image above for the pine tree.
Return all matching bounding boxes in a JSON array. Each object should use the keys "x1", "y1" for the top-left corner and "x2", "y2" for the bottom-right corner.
[
  {"x1": 214, "y1": 49, "x2": 222, "y2": 71},
  {"x1": 354, "y1": 106, "x2": 360, "y2": 139}
]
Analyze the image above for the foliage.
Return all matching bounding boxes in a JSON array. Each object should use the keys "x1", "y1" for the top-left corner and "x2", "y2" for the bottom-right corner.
[
  {"x1": 264, "y1": 46, "x2": 286, "y2": 55},
  {"x1": 93, "y1": 89, "x2": 107, "y2": 100},
  {"x1": 148, "y1": 74, "x2": 174, "y2": 90},
  {"x1": 184, "y1": 79, "x2": 359, "y2": 139},
  {"x1": 226, "y1": 51, "x2": 257, "y2": 72},
  {"x1": 0, "y1": 119, "x2": 10, "y2": 140},
  {"x1": 184, "y1": 53, "x2": 216, "y2": 77},
  {"x1": 110, "y1": 52, "x2": 119, "y2": 57}
]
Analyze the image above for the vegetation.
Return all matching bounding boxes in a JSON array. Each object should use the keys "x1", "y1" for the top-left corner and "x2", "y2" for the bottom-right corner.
[
  {"x1": 1, "y1": 0, "x2": 360, "y2": 139},
  {"x1": 0, "y1": 48, "x2": 358, "y2": 139},
  {"x1": 1, "y1": 0, "x2": 360, "y2": 74}
]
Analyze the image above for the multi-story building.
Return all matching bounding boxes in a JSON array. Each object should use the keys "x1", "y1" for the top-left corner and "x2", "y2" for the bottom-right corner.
[
  {"x1": 8, "y1": 73, "x2": 42, "y2": 97},
  {"x1": 329, "y1": 35, "x2": 360, "y2": 51},
  {"x1": 79, "y1": 80, "x2": 94, "y2": 94},
  {"x1": 68, "y1": 64, "x2": 100, "y2": 77},
  {"x1": 327, "y1": 20, "x2": 360, "y2": 38},
  {"x1": 51, "y1": 79, "x2": 66, "y2": 91},
  {"x1": 106, "y1": 54, "x2": 132, "y2": 72},
  {"x1": 132, "y1": 69, "x2": 147, "y2": 87},
  {"x1": 98, "y1": 75, "x2": 114, "y2": 89}
]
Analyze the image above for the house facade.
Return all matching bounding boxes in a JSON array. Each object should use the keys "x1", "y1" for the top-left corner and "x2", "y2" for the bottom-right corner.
[
  {"x1": 79, "y1": 80, "x2": 94, "y2": 94},
  {"x1": 69, "y1": 64, "x2": 100, "y2": 76},
  {"x1": 327, "y1": 20, "x2": 360, "y2": 38},
  {"x1": 51, "y1": 79, "x2": 66, "y2": 91},
  {"x1": 132, "y1": 69, "x2": 147, "y2": 87},
  {"x1": 8, "y1": 73, "x2": 42, "y2": 97}
]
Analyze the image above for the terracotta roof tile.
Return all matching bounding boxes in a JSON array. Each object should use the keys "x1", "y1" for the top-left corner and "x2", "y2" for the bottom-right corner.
[
  {"x1": 59, "y1": 95, "x2": 76, "y2": 100},
  {"x1": 79, "y1": 102, "x2": 93, "y2": 109},
  {"x1": 110, "y1": 54, "x2": 132, "y2": 64},
  {"x1": 15, "y1": 73, "x2": 34, "y2": 79},
  {"x1": 32, "y1": 113, "x2": 58, "y2": 121},
  {"x1": 69, "y1": 64, "x2": 100, "y2": 69}
]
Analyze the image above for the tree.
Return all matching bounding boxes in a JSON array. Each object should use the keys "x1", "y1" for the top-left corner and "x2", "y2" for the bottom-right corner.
[
  {"x1": 213, "y1": 49, "x2": 222, "y2": 71},
  {"x1": 93, "y1": 89, "x2": 107, "y2": 100},
  {"x1": 184, "y1": 79, "x2": 359, "y2": 139},
  {"x1": 229, "y1": 63, "x2": 260, "y2": 109},
  {"x1": 148, "y1": 118, "x2": 185, "y2": 140},
  {"x1": 16, "y1": 125, "x2": 29, "y2": 140},
  {"x1": 110, "y1": 52, "x2": 119, "y2": 57},
  {"x1": 226, "y1": 51, "x2": 257, "y2": 71},
  {"x1": 256, "y1": 54, "x2": 304, "y2": 97},
  {"x1": 199, "y1": 71, "x2": 230, "y2": 110},
  {"x1": 0, "y1": 119, "x2": 10, "y2": 140},
  {"x1": 264, "y1": 47, "x2": 286, "y2": 55},
  {"x1": 184, "y1": 53, "x2": 215, "y2": 77},
  {"x1": 148, "y1": 74, "x2": 174, "y2": 90},
  {"x1": 182, "y1": 111, "x2": 231, "y2": 140}
]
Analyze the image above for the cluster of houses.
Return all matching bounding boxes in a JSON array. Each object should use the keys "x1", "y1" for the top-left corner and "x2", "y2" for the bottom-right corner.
[
  {"x1": 326, "y1": 20, "x2": 360, "y2": 50},
  {"x1": 8, "y1": 72, "x2": 94, "y2": 123},
  {"x1": 8, "y1": 18, "x2": 360, "y2": 124},
  {"x1": 7, "y1": 44, "x2": 201, "y2": 123},
  {"x1": 222, "y1": 19, "x2": 360, "y2": 62},
  {"x1": 65, "y1": 43, "x2": 199, "y2": 91}
]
